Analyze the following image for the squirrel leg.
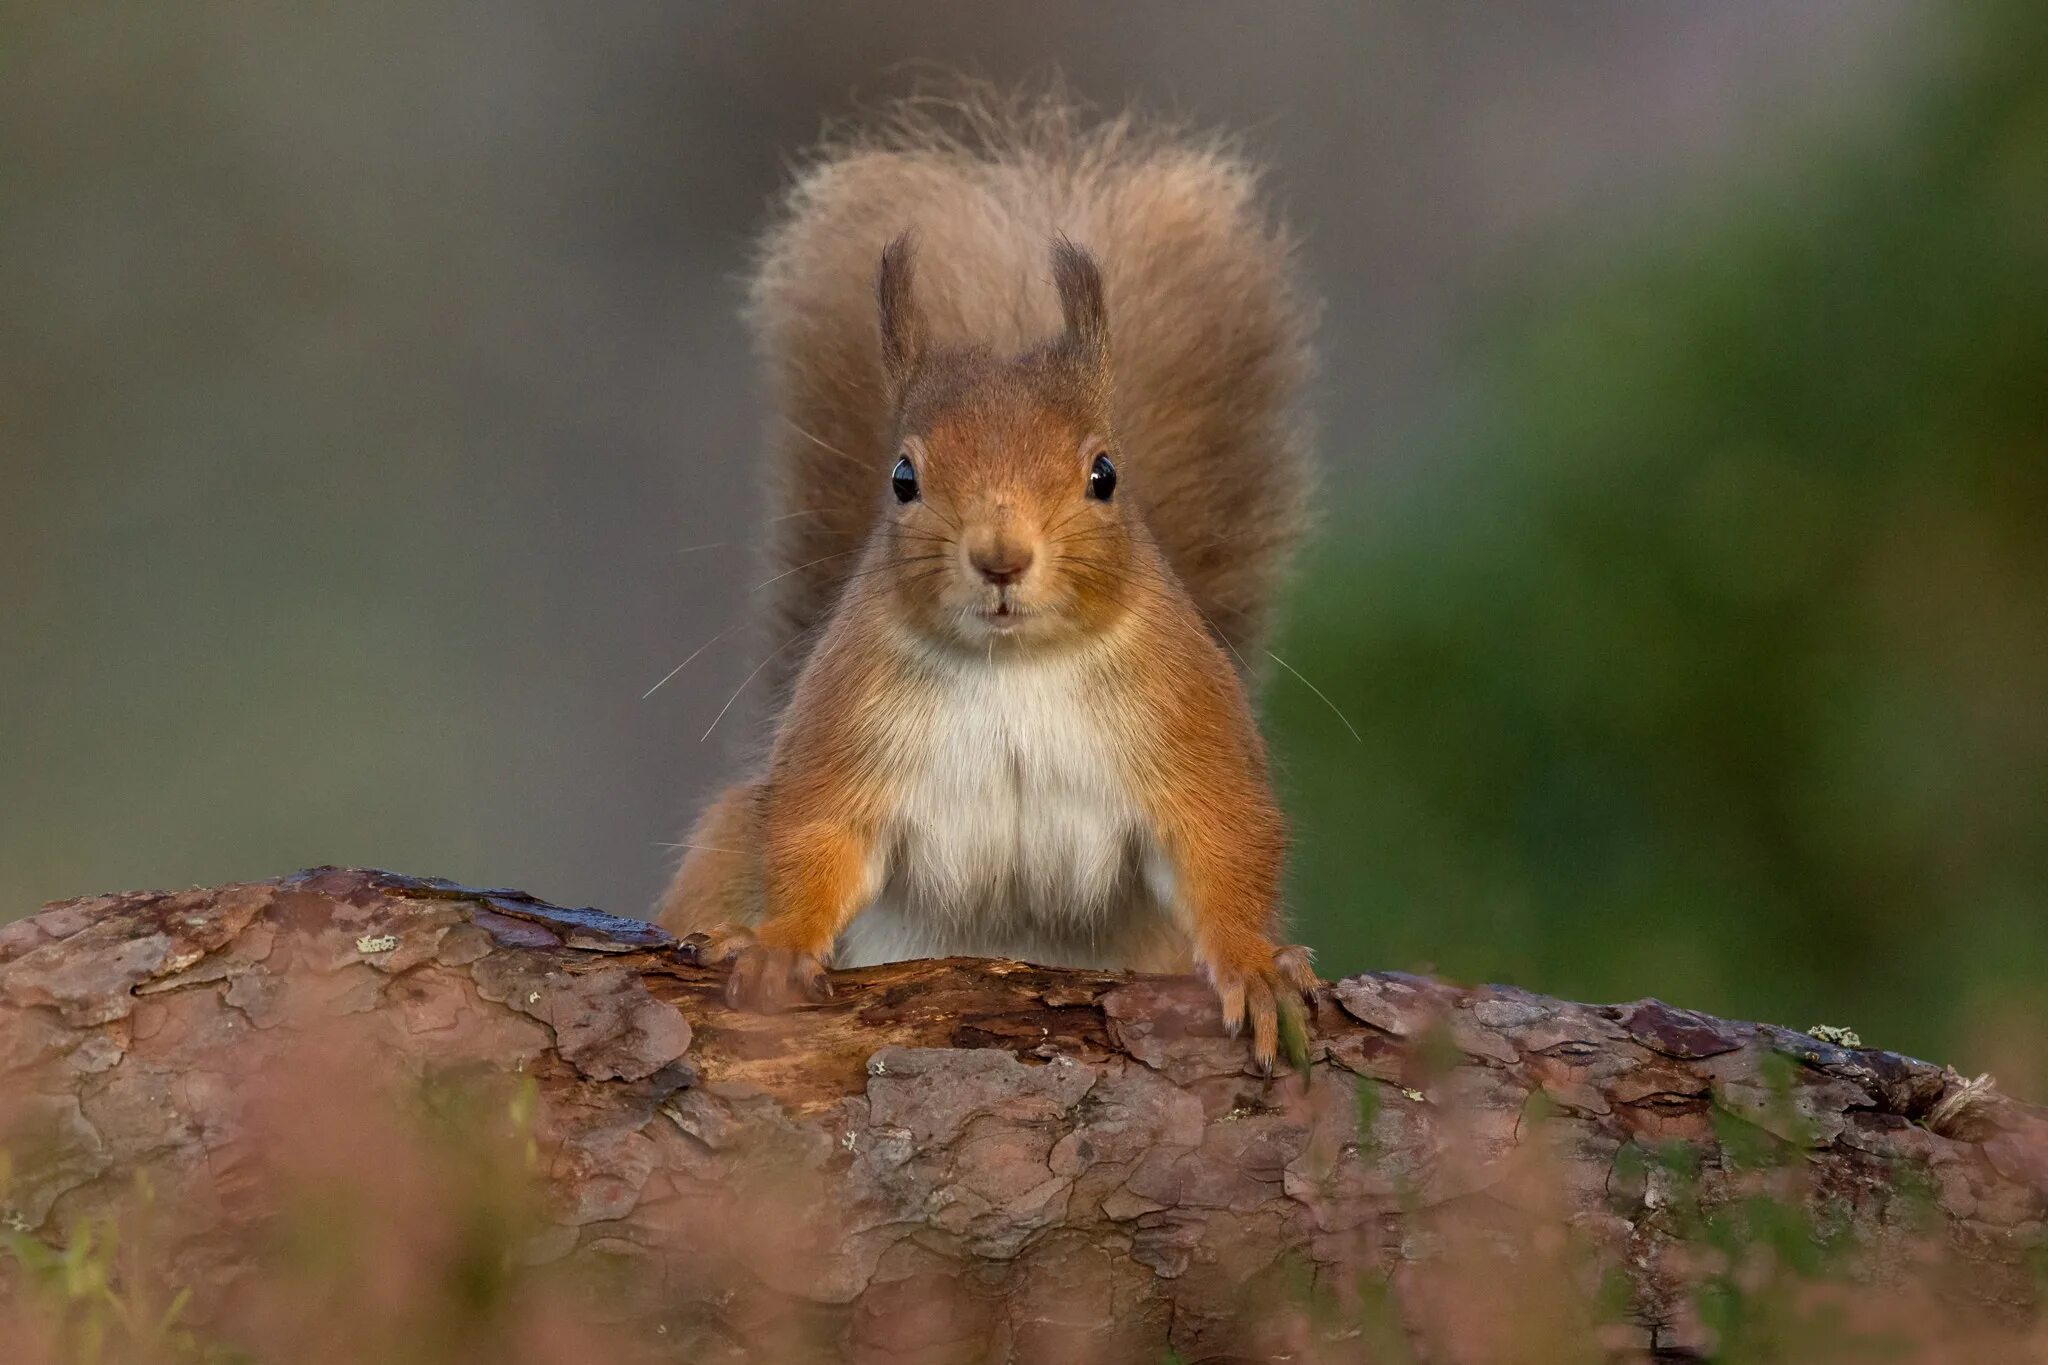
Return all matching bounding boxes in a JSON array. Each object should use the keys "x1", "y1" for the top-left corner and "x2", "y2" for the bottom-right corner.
[
  {"x1": 1156, "y1": 815, "x2": 1319, "y2": 1073},
  {"x1": 722, "y1": 817, "x2": 876, "y2": 1013},
  {"x1": 1204, "y1": 938, "x2": 1322, "y2": 1075},
  {"x1": 655, "y1": 780, "x2": 764, "y2": 938}
]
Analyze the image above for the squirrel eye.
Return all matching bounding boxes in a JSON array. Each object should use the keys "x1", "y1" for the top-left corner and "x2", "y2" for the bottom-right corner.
[
  {"x1": 891, "y1": 455, "x2": 919, "y2": 503},
  {"x1": 1087, "y1": 452, "x2": 1116, "y2": 501}
]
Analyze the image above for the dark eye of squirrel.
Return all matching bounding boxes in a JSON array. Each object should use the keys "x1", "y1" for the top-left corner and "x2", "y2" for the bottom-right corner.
[
  {"x1": 891, "y1": 455, "x2": 919, "y2": 503},
  {"x1": 1087, "y1": 452, "x2": 1116, "y2": 501}
]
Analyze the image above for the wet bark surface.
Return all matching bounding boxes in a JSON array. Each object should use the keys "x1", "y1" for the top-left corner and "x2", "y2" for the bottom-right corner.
[{"x1": 2, "y1": 868, "x2": 2043, "y2": 1362}]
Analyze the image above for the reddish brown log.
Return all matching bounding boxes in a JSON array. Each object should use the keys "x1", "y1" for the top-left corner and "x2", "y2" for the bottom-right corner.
[{"x1": 1, "y1": 868, "x2": 2043, "y2": 1362}]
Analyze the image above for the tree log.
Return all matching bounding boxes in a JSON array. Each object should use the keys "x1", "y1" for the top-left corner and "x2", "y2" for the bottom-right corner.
[{"x1": 1, "y1": 868, "x2": 2043, "y2": 1363}]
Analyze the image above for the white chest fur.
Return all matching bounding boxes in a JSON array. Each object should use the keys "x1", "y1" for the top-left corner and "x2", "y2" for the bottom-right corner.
[{"x1": 833, "y1": 646, "x2": 1174, "y2": 969}]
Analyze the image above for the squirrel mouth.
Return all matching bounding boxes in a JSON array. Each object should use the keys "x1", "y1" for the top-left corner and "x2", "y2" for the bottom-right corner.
[{"x1": 978, "y1": 596, "x2": 1026, "y2": 630}]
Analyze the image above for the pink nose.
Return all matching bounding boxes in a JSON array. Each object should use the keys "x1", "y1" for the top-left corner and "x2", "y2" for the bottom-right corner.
[{"x1": 969, "y1": 540, "x2": 1034, "y2": 586}]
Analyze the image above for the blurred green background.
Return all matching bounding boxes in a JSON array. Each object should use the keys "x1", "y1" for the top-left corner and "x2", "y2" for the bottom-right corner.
[
  {"x1": 1276, "y1": 2, "x2": 2048, "y2": 1073},
  {"x1": 4, "y1": 4, "x2": 2039, "y2": 1078}
]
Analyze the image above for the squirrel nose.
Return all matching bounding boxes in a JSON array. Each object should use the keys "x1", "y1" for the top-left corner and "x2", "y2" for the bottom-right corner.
[{"x1": 969, "y1": 539, "x2": 1034, "y2": 587}]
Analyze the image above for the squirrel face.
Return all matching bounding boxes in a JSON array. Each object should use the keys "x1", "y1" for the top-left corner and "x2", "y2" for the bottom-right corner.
[
  {"x1": 882, "y1": 384, "x2": 1134, "y2": 650},
  {"x1": 871, "y1": 235, "x2": 1134, "y2": 653}
]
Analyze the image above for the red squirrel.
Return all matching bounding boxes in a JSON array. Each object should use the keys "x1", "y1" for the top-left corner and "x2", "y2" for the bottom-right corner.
[{"x1": 658, "y1": 95, "x2": 1318, "y2": 1069}]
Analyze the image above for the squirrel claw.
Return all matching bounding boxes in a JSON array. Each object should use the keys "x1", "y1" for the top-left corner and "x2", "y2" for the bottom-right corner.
[
  {"x1": 679, "y1": 922, "x2": 759, "y2": 968},
  {"x1": 679, "y1": 924, "x2": 831, "y2": 1010},
  {"x1": 1273, "y1": 943, "x2": 1321, "y2": 1017},
  {"x1": 723, "y1": 941, "x2": 832, "y2": 1012},
  {"x1": 1208, "y1": 943, "x2": 1320, "y2": 1074}
]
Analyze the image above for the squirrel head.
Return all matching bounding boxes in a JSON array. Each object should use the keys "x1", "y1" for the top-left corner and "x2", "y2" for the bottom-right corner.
[{"x1": 870, "y1": 234, "x2": 1136, "y2": 653}]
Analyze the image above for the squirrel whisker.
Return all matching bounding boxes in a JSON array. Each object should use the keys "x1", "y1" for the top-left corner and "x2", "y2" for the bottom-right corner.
[
  {"x1": 782, "y1": 419, "x2": 868, "y2": 472},
  {"x1": 671, "y1": 509, "x2": 852, "y2": 560},
  {"x1": 1041, "y1": 504, "x2": 1090, "y2": 541},
  {"x1": 1263, "y1": 648, "x2": 1363, "y2": 743},
  {"x1": 1055, "y1": 563, "x2": 1133, "y2": 612},
  {"x1": 751, "y1": 548, "x2": 867, "y2": 593},
  {"x1": 641, "y1": 621, "x2": 745, "y2": 700},
  {"x1": 698, "y1": 632, "x2": 811, "y2": 743},
  {"x1": 831, "y1": 562, "x2": 949, "y2": 589},
  {"x1": 782, "y1": 419, "x2": 963, "y2": 532}
]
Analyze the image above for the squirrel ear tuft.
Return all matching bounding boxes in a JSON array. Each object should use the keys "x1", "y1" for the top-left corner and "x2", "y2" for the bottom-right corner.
[
  {"x1": 875, "y1": 232, "x2": 926, "y2": 399},
  {"x1": 1050, "y1": 238, "x2": 1108, "y2": 374}
]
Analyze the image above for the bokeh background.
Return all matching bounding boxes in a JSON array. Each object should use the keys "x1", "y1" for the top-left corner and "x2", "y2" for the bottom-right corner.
[{"x1": 5, "y1": 3, "x2": 2041, "y2": 1078}]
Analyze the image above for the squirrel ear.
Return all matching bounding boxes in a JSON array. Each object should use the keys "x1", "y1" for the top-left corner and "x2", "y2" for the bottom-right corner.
[
  {"x1": 875, "y1": 232, "x2": 926, "y2": 399},
  {"x1": 1050, "y1": 238, "x2": 1108, "y2": 374}
]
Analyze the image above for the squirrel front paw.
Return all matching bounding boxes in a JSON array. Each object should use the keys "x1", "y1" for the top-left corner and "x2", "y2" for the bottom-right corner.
[
  {"x1": 682, "y1": 923, "x2": 832, "y2": 1011},
  {"x1": 1204, "y1": 942, "x2": 1320, "y2": 1074}
]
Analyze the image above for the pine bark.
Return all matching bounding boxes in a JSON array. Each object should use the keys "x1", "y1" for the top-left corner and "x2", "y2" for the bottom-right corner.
[{"x1": 1, "y1": 868, "x2": 2043, "y2": 1362}]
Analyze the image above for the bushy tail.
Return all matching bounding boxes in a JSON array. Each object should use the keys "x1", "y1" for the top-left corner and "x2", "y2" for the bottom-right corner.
[{"x1": 748, "y1": 85, "x2": 1316, "y2": 696}]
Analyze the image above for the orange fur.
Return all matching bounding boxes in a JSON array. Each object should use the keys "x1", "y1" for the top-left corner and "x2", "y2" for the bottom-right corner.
[
  {"x1": 661, "y1": 782, "x2": 760, "y2": 926},
  {"x1": 747, "y1": 87, "x2": 1314, "y2": 705},
  {"x1": 657, "y1": 89, "x2": 1318, "y2": 1068}
]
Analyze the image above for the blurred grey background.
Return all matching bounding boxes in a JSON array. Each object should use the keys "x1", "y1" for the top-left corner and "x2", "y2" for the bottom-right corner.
[{"x1": 4, "y1": 1, "x2": 1918, "y2": 916}]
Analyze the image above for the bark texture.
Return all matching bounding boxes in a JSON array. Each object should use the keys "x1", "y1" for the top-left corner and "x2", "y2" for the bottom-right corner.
[{"x1": 1, "y1": 868, "x2": 2044, "y2": 1362}]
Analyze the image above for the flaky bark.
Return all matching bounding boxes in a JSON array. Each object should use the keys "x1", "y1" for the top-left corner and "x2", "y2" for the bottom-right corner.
[{"x1": 2, "y1": 868, "x2": 2043, "y2": 1362}]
